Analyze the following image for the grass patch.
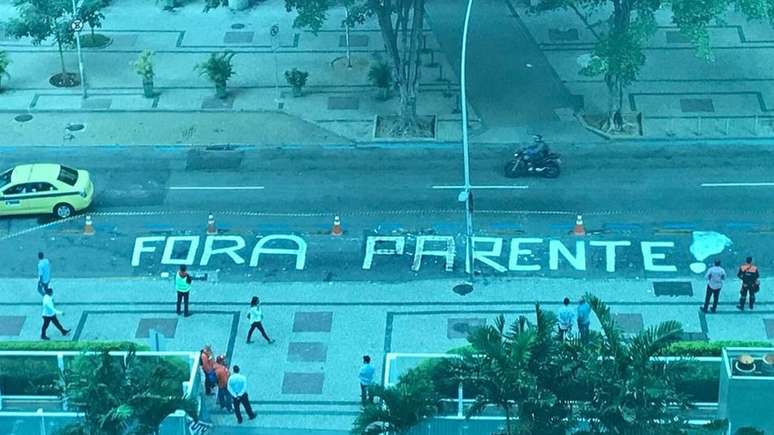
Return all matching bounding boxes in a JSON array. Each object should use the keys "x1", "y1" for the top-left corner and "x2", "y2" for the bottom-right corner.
[{"x1": 79, "y1": 33, "x2": 112, "y2": 48}]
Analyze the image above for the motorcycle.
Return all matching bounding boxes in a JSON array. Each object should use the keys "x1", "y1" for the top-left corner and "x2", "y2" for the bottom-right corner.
[{"x1": 503, "y1": 142, "x2": 561, "y2": 179}]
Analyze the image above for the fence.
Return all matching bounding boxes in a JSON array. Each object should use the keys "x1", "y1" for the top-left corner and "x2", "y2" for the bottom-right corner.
[{"x1": 0, "y1": 350, "x2": 201, "y2": 435}]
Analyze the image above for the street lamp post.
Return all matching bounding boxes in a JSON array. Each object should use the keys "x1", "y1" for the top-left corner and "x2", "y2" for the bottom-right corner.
[
  {"x1": 70, "y1": 0, "x2": 87, "y2": 99},
  {"x1": 459, "y1": 0, "x2": 475, "y2": 283}
]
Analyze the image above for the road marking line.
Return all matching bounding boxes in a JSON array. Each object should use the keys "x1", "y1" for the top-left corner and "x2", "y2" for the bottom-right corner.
[
  {"x1": 169, "y1": 186, "x2": 265, "y2": 190},
  {"x1": 431, "y1": 185, "x2": 529, "y2": 190},
  {"x1": 700, "y1": 182, "x2": 774, "y2": 187}
]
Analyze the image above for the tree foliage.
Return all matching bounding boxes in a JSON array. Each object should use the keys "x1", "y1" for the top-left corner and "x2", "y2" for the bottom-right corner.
[
  {"x1": 6, "y1": 0, "x2": 75, "y2": 77},
  {"x1": 58, "y1": 349, "x2": 198, "y2": 435}
]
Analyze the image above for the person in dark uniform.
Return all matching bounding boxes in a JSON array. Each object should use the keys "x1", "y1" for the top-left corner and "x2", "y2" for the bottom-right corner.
[{"x1": 737, "y1": 256, "x2": 760, "y2": 311}]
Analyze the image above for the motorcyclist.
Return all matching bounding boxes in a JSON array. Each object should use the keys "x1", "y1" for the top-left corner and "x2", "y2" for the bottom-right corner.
[{"x1": 522, "y1": 135, "x2": 549, "y2": 166}]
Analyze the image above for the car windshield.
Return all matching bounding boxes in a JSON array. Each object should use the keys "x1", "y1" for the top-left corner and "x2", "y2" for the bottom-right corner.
[
  {"x1": 0, "y1": 169, "x2": 11, "y2": 189},
  {"x1": 57, "y1": 166, "x2": 79, "y2": 186}
]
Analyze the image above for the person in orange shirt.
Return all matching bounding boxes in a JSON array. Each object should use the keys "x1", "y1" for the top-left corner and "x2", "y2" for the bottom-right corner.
[
  {"x1": 214, "y1": 355, "x2": 233, "y2": 412},
  {"x1": 200, "y1": 345, "x2": 215, "y2": 395}
]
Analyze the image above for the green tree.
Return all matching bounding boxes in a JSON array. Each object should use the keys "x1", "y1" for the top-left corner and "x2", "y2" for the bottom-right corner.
[
  {"x1": 581, "y1": 294, "x2": 690, "y2": 434},
  {"x1": 6, "y1": 0, "x2": 76, "y2": 84},
  {"x1": 58, "y1": 349, "x2": 198, "y2": 435},
  {"x1": 351, "y1": 366, "x2": 439, "y2": 434},
  {"x1": 450, "y1": 309, "x2": 577, "y2": 435},
  {"x1": 283, "y1": 0, "x2": 426, "y2": 136},
  {"x1": 77, "y1": 0, "x2": 107, "y2": 39},
  {"x1": 0, "y1": 50, "x2": 11, "y2": 91}
]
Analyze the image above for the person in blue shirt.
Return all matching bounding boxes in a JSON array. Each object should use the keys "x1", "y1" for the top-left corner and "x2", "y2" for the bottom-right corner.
[
  {"x1": 577, "y1": 297, "x2": 592, "y2": 342},
  {"x1": 359, "y1": 355, "x2": 375, "y2": 405},
  {"x1": 557, "y1": 297, "x2": 576, "y2": 340},
  {"x1": 37, "y1": 252, "x2": 51, "y2": 296}
]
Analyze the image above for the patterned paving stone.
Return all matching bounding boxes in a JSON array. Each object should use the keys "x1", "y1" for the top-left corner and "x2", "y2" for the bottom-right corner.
[
  {"x1": 339, "y1": 34, "x2": 369, "y2": 47},
  {"x1": 135, "y1": 318, "x2": 178, "y2": 338},
  {"x1": 282, "y1": 372, "x2": 324, "y2": 394},
  {"x1": 614, "y1": 313, "x2": 644, "y2": 334},
  {"x1": 653, "y1": 281, "x2": 693, "y2": 297},
  {"x1": 447, "y1": 318, "x2": 486, "y2": 339},
  {"x1": 0, "y1": 316, "x2": 26, "y2": 336},
  {"x1": 680, "y1": 98, "x2": 715, "y2": 113},
  {"x1": 548, "y1": 28, "x2": 579, "y2": 42},
  {"x1": 109, "y1": 34, "x2": 138, "y2": 47},
  {"x1": 287, "y1": 342, "x2": 328, "y2": 362},
  {"x1": 765, "y1": 318, "x2": 774, "y2": 339},
  {"x1": 327, "y1": 96, "x2": 359, "y2": 110},
  {"x1": 666, "y1": 31, "x2": 691, "y2": 44},
  {"x1": 201, "y1": 96, "x2": 234, "y2": 109},
  {"x1": 224, "y1": 31, "x2": 254, "y2": 44},
  {"x1": 82, "y1": 98, "x2": 112, "y2": 110},
  {"x1": 293, "y1": 312, "x2": 333, "y2": 332}
]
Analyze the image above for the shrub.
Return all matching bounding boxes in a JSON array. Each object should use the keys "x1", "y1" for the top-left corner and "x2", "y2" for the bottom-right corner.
[
  {"x1": 284, "y1": 68, "x2": 309, "y2": 89},
  {"x1": 194, "y1": 51, "x2": 236, "y2": 86},
  {"x1": 665, "y1": 340, "x2": 772, "y2": 357},
  {"x1": 132, "y1": 49, "x2": 155, "y2": 81},
  {"x1": 0, "y1": 357, "x2": 62, "y2": 395},
  {"x1": 368, "y1": 61, "x2": 392, "y2": 88},
  {"x1": 0, "y1": 341, "x2": 149, "y2": 351}
]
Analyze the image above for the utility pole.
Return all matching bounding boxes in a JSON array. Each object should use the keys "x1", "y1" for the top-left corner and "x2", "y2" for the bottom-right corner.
[
  {"x1": 459, "y1": 0, "x2": 475, "y2": 285},
  {"x1": 70, "y1": 0, "x2": 87, "y2": 99}
]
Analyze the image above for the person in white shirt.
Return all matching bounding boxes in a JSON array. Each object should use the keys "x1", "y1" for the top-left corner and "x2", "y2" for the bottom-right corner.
[
  {"x1": 41, "y1": 287, "x2": 69, "y2": 340},
  {"x1": 557, "y1": 297, "x2": 576, "y2": 340},
  {"x1": 246, "y1": 296, "x2": 275, "y2": 344},
  {"x1": 701, "y1": 259, "x2": 726, "y2": 313},
  {"x1": 227, "y1": 365, "x2": 255, "y2": 423}
]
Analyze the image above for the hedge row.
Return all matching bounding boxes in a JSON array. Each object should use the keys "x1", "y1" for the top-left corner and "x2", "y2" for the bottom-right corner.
[
  {"x1": 664, "y1": 341, "x2": 773, "y2": 357},
  {"x1": 0, "y1": 341, "x2": 149, "y2": 351}
]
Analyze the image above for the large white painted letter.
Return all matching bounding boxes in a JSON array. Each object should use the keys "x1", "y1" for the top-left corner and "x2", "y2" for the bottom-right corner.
[
  {"x1": 200, "y1": 235, "x2": 246, "y2": 266},
  {"x1": 412, "y1": 236, "x2": 455, "y2": 272},
  {"x1": 249, "y1": 234, "x2": 307, "y2": 270},
  {"x1": 472, "y1": 237, "x2": 507, "y2": 272},
  {"x1": 590, "y1": 240, "x2": 632, "y2": 272},
  {"x1": 641, "y1": 241, "x2": 677, "y2": 272},
  {"x1": 161, "y1": 236, "x2": 200, "y2": 266},
  {"x1": 508, "y1": 238, "x2": 543, "y2": 271},
  {"x1": 131, "y1": 236, "x2": 166, "y2": 267},
  {"x1": 549, "y1": 240, "x2": 586, "y2": 271},
  {"x1": 362, "y1": 236, "x2": 405, "y2": 269}
]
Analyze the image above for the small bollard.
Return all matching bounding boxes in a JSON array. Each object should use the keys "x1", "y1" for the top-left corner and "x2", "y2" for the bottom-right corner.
[
  {"x1": 666, "y1": 117, "x2": 675, "y2": 137},
  {"x1": 754, "y1": 115, "x2": 760, "y2": 136},
  {"x1": 696, "y1": 116, "x2": 702, "y2": 136},
  {"x1": 724, "y1": 118, "x2": 730, "y2": 136},
  {"x1": 437, "y1": 63, "x2": 444, "y2": 81}
]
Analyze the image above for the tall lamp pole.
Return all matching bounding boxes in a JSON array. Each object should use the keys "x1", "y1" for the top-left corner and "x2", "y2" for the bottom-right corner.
[
  {"x1": 459, "y1": 0, "x2": 475, "y2": 282},
  {"x1": 70, "y1": 0, "x2": 87, "y2": 99}
]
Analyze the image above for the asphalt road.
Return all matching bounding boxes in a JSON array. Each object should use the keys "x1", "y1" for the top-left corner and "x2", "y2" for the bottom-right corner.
[{"x1": 1, "y1": 143, "x2": 773, "y2": 282}]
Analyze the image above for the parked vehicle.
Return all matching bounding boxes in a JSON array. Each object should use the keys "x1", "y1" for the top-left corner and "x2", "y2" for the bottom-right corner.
[{"x1": 0, "y1": 164, "x2": 94, "y2": 218}]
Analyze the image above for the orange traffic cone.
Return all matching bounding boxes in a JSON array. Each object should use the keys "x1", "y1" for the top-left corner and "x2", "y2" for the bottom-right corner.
[
  {"x1": 83, "y1": 215, "x2": 95, "y2": 236},
  {"x1": 207, "y1": 214, "x2": 217, "y2": 235},
  {"x1": 331, "y1": 215, "x2": 343, "y2": 236},
  {"x1": 573, "y1": 214, "x2": 586, "y2": 236}
]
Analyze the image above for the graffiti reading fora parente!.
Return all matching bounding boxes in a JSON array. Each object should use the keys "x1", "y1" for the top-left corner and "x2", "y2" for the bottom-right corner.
[{"x1": 131, "y1": 235, "x2": 683, "y2": 273}]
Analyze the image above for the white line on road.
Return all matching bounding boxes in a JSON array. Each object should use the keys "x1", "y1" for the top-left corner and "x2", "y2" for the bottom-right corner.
[
  {"x1": 701, "y1": 182, "x2": 774, "y2": 187},
  {"x1": 168, "y1": 186, "x2": 265, "y2": 190},
  {"x1": 431, "y1": 185, "x2": 529, "y2": 190}
]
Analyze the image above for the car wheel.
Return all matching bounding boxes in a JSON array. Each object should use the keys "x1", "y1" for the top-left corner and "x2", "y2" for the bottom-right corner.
[{"x1": 54, "y1": 203, "x2": 75, "y2": 219}]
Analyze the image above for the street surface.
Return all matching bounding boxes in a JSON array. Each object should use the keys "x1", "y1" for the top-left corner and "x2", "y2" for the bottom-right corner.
[
  {"x1": 2, "y1": 143, "x2": 774, "y2": 434},
  {"x1": 1, "y1": 143, "x2": 773, "y2": 282}
]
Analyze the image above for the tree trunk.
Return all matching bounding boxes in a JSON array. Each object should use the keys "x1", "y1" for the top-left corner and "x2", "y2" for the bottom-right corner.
[
  {"x1": 504, "y1": 405, "x2": 512, "y2": 435},
  {"x1": 56, "y1": 38, "x2": 68, "y2": 77},
  {"x1": 370, "y1": 0, "x2": 425, "y2": 136}
]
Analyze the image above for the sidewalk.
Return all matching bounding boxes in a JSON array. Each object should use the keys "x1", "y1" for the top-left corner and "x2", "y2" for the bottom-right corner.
[
  {"x1": 0, "y1": 0, "x2": 479, "y2": 146},
  {"x1": 0, "y1": 276, "x2": 772, "y2": 431}
]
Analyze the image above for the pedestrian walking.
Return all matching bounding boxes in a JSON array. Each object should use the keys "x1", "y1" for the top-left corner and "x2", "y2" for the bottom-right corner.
[
  {"x1": 737, "y1": 256, "x2": 760, "y2": 311},
  {"x1": 175, "y1": 265, "x2": 192, "y2": 317},
  {"x1": 557, "y1": 297, "x2": 576, "y2": 340},
  {"x1": 701, "y1": 259, "x2": 726, "y2": 313},
  {"x1": 37, "y1": 252, "x2": 51, "y2": 296},
  {"x1": 227, "y1": 365, "x2": 256, "y2": 424},
  {"x1": 577, "y1": 296, "x2": 591, "y2": 342},
  {"x1": 214, "y1": 355, "x2": 233, "y2": 412},
  {"x1": 246, "y1": 296, "x2": 275, "y2": 344},
  {"x1": 200, "y1": 344, "x2": 216, "y2": 396},
  {"x1": 359, "y1": 355, "x2": 375, "y2": 405},
  {"x1": 41, "y1": 287, "x2": 69, "y2": 340}
]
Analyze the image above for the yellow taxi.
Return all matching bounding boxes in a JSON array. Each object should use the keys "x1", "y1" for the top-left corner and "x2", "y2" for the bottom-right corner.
[{"x1": 0, "y1": 164, "x2": 94, "y2": 218}]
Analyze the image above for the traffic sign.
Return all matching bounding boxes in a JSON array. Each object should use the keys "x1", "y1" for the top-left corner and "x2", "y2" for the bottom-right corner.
[{"x1": 70, "y1": 19, "x2": 83, "y2": 32}]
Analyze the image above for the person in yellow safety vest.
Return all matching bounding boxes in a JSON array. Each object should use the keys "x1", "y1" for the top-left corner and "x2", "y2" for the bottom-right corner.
[
  {"x1": 175, "y1": 264, "x2": 193, "y2": 317},
  {"x1": 737, "y1": 256, "x2": 760, "y2": 311}
]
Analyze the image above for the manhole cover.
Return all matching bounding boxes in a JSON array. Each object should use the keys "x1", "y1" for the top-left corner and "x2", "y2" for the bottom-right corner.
[
  {"x1": 231, "y1": 23, "x2": 246, "y2": 29},
  {"x1": 452, "y1": 282, "x2": 473, "y2": 296},
  {"x1": 66, "y1": 123, "x2": 85, "y2": 132},
  {"x1": 14, "y1": 114, "x2": 33, "y2": 122}
]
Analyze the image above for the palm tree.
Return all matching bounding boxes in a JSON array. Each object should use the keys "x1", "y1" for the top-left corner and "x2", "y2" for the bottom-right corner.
[
  {"x1": 351, "y1": 366, "x2": 439, "y2": 434},
  {"x1": 581, "y1": 294, "x2": 690, "y2": 435}
]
